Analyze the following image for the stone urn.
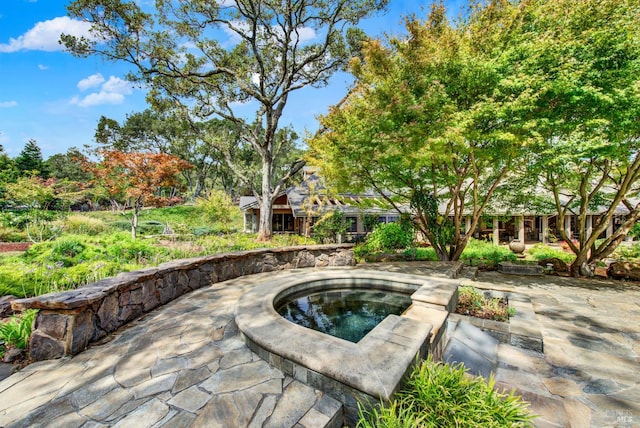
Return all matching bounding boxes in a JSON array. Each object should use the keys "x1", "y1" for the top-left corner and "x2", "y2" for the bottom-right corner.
[{"x1": 509, "y1": 240, "x2": 526, "y2": 255}]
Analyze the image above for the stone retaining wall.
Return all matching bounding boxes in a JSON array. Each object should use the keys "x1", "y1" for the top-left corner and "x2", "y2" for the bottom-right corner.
[{"x1": 11, "y1": 245, "x2": 355, "y2": 361}]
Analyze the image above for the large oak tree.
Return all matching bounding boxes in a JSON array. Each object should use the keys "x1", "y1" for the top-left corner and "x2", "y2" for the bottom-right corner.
[{"x1": 63, "y1": 0, "x2": 388, "y2": 240}]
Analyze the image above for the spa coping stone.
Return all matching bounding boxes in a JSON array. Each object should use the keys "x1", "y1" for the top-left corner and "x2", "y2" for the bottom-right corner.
[{"x1": 235, "y1": 269, "x2": 459, "y2": 423}]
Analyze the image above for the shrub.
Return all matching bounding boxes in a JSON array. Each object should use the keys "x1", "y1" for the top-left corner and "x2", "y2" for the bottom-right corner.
[
  {"x1": 195, "y1": 190, "x2": 238, "y2": 231},
  {"x1": 59, "y1": 214, "x2": 108, "y2": 235},
  {"x1": 528, "y1": 243, "x2": 575, "y2": 263},
  {"x1": 104, "y1": 233, "x2": 164, "y2": 263},
  {"x1": 313, "y1": 210, "x2": 351, "y2": 243},
  {"x1": 612, "y1": 243, "x2": 640, "y2": 260},
  {"x1": 403, "y1": 247, "x2": 439, "y2": 261},
  {"x1": 357, "y1": 358, "x2": 534, "y2": 428},
  {"x1": 0, "y1": 226, "x2": 27, "y2": 242},
  {"x1": 192, "y1": 226, "x2": 217, "y2": 237},
  {"x1": 460, "y1": 239, "x2": 516, "y2": 267},
  {"x1": 364, "y1": 222, "x2": 413, "y2": 253}
]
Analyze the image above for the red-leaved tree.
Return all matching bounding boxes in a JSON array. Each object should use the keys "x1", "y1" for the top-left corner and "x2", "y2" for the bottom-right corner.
[{"x1": 85, "y1": 150, "x2": 192, "y2": 238}]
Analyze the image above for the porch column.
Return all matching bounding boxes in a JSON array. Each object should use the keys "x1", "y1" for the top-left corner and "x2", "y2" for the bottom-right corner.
[
  {"x1": 586, "y1": 215, "x2": 593, "y2": 240},
  {"x1": 493, "y1": 217, "x2": 500, "y2": 246},
  {"x1": 465, "y1": 216, "x2": 472, "y2": 234},
  {"x1": 541, "y1": 215, "x2": 549, "y2": 244},
  {"x1": 565, "y1": 215, "x2": 572, "y2": 240},
  {"x1": 606, "y1": 217, "x2": 614, "y2": 238},
  {"x1": 518, "y1": 215, "x2": 525, "y2": 243}
]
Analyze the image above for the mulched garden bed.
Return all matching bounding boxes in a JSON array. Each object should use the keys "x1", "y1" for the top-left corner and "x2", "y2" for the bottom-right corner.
[{"x1": 454, "y1": 286, "x2": 512, "y2": 322}]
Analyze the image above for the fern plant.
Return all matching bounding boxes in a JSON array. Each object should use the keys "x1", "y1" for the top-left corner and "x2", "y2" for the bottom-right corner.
[{"x1": 0, "y1": 309, "x2": 38, "y2": 352}]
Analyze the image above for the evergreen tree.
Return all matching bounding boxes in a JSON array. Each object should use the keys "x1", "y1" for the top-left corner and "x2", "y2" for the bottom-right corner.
[{"x1": 15, "y1": 139, "x2": 48, "y2": 178}]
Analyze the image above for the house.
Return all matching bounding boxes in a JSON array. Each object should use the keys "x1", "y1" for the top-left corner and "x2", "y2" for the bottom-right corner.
[
  {"x1": 239, "y1": 169, "x2": 402, "y2": 240},
  {"x1": 239, "y1": 169, "x2": 633, "y2": 244}
]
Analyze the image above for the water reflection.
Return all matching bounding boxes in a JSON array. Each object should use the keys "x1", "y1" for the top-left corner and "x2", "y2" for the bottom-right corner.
[{"x1": 276, "y1": 289, "x2": 412, "y2": 343}]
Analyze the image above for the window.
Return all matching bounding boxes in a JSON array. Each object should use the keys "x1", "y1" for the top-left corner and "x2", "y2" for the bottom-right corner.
[
  {"x1": 346, "y1": 216, "x2": 358, "y2": 232},
  {"x1": 272, "y1": 213, "x2": 295, "y2": 232}
]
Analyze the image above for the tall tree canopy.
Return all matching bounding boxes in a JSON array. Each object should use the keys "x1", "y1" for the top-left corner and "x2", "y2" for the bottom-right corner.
[
  {"x1": 63, "y1": 0, "x2": 389, "y2": 240},
  {"x1": 504, "y1": 0, "x2": 640, "y2": 276},
  {"x1": 309, "y1": 1, "x2": 527, "y2": 261},
  {"x1": 310, "y1": 0, "x2": 640, "y2": 273}
]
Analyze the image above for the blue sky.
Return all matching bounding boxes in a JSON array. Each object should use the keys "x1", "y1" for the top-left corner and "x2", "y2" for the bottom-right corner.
[{"x1": 0, "y1": 0, "x2": 464, "y2": 159}]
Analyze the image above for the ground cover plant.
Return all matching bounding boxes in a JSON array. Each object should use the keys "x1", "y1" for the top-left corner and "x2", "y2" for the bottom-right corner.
[
  {"x1": 455, "y1": 286, "x2": 515, "y2": 322},
  {"x1": 0, "y1": 205, "x2": 314, "y2": 298},
  {"x1": 0, "y1": 309, "x2": 37, "y2": 359},
  {"x1": 357, "y1": 358, "x2": 534, "y2": 427},
  {"x1": 360, "y1": 237, "x2": 516, "y2": 267},
  {"x1": 527, "y1": 244, "x2": 575, "y2": 264}
]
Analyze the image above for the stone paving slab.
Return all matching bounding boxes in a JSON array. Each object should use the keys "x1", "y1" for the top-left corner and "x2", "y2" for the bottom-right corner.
[
  {"x1": 456, "y1": 271, "x2": 640, "y2": 428},
  {"x1": 0, "y1": 271, "x2": 343, "y2": 428},
  {"x1": 1, "y1": 263, "x2": 639, "y2": 428}
]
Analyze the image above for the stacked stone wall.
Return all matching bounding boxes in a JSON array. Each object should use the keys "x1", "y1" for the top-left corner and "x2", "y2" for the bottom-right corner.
[{"x1": 11, "y1": 245, "x2": 354, "y2": 361}]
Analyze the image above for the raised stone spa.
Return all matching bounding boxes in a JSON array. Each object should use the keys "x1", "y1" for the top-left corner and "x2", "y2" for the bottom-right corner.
[{"x1": 235, "y1": 269, "x2": 459, "y2": 423}]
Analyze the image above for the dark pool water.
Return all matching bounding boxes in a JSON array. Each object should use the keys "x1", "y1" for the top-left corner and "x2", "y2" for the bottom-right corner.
[{"x1": 276, "y1": 289, "x2": 412, "y2": 343}]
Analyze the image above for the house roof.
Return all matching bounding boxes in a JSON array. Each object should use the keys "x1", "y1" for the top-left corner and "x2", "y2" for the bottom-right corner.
[
  {"x1": 240, "y1": 173, "x2": 636, "y2": 218},
  {"x1": 240, "y1": 173, "x2": 403, "y2": 217}
]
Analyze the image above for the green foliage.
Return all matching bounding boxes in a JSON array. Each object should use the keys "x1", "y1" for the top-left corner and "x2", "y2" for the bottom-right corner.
[
  {"x1": 365, "y1": 222, "x2": 414, "y2": 253},
  {"x1": 628, "y1": 222, "x2": 640, "y2": 240},
  {"x1": 195, "y1": 190, "x2": 238, "y2": 231},
  {"x1": 460, "y1": 239, "x2": 517, "y2": 267},
  {"x1": 357, "y1": 358, "x2": 534, "y2": 428},
  {"x1": 313, "y1": 210, "x2": 351, "y2": 244},
  {"x1": 362, "y1": 214, "x2": 379, "y2": 233},
  {"x1": 60, "y1": 214, "x2": 108, "y2": 235},
  {"x1": 103, "y1": 234, "x2": 165, "y2": 263},
  {"x1": 0, "y1": 309, "x2": 38, "y2": 352},
  {"x1": 612, "y1": 243, "x2": 640, "y2": 261},
  {"x1": 0, "y1": 226, "x2": 27, "y2": 243},
  {"x1": 14, "y1": 139, "x2": 47, "y2": 178},
  {"x1": 0, "y1": 205, "x2": 318, "y2": 298},
  {"x1": 402, "y1": 247, "x2": 439, "y2": 261},
  {"x1": 457, "y1": 286, "x2": 514, "y2": 322},
  {"x1": 109, "y1": 220, "x2": 165, "y2": 235},
  {"x1": 411, "y1": 192, "x2": 455, "y2": 257},
  {"x1": 527, "y1": 244, "x2": 575, "y2": 264},
  {"x1": 25, "y1": 236, "x2": 92, "y2": 266}
]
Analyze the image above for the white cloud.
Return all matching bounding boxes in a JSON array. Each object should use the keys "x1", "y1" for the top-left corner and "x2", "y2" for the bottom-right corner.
[
  {"x1": 0, "y1": 16, "x2": 95, "y2": 53},
  {"x1": 77, "y1": 73, "x2": 106, "y2": 91},
  {"x1": 72, "y1": 92, "x2": 125, "y2": 107},
  {"x1": 71, "y1": 75, "x2": 134, "y2": 107},
  {"x1": 0, "y1": 101, "x2": 17, "y2": 108},
  {"x1": 102, "y1": 76, "x2": 133, "y2": 95},
  {"x1": 37, "y1": 64, "x2": 49, "y2": 70},
  {"x1": 295, "y1": 27, "x2": 316, "y2": 44}
]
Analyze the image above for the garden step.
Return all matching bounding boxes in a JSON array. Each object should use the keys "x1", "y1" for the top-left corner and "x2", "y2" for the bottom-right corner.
[
  {"x1": 497, "y1": 263, "x2": 544, "y2": 276},
  {"x1": 457, "y1": 266, "x2": 478, "y2": 281}
]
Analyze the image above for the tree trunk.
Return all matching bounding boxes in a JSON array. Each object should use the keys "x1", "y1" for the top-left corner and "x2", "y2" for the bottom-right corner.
[
  {"x1": 131, "y1": 206, "x2": 139, "y2": 240},
  {"x1": 570, "y1": 251, "x2": 591, "y2": 277},
  {"x1": 257, "y1": 159, "x2": 274, "y2": 241},
  {"x1": 257, "y1": 197, "x2": 273, "y2": 241}
]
